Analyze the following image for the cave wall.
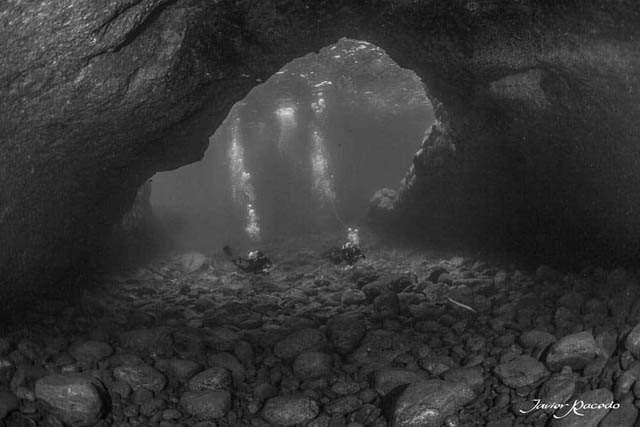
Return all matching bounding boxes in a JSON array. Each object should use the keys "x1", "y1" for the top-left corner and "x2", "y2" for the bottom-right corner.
[{"x1": 2, "y1": 0, "x2": 640, "y2": 303}]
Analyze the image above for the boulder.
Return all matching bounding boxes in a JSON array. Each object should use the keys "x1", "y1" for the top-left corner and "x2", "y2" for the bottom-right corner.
[
  {"x1": 494, "y1": 356, "x2": 549, "y2": 388},
  {"x1": 385, "y1": 380, "x2": 475, "y2": 427},
  {"x1": 188, "y1": 367, "x2": 232, "y2": 391},
  {"x1": 35, "y1": 375, "x2": 108, "y2": 426},
  {"x1": 545, "y1": 331, "x2": 598, "y2": 371}
]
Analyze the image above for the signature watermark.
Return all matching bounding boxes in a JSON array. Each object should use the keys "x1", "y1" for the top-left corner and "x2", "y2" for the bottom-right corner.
[{"x1": 519, "y1": 399, "x2": 620, "y2": 419}]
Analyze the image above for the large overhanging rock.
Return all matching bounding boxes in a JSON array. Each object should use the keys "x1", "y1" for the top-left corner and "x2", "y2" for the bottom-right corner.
[{"x1": 1, "y1": 0, "x2": 640, "y2": 307}]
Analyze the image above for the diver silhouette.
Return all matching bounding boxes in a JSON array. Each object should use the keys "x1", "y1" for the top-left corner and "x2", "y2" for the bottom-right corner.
[
  {"x1": 324, "y1": 228, "x2": 365, "y2": 266},
  {"x1": 223, "y1": 246, "x2": 272, "y2": 274}
]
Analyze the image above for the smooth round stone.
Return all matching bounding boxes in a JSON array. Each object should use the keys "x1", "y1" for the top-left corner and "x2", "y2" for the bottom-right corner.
[
  {"x1": 154, "y1": 358, "x2": 202, "y2": 381},
  {"x1": 113, "y1": 365, "x2": 167, "y2": 391},
  {"x1": 494, "y1": 355, "x2": 549, "y2": 388},
  {"x1": 325, "y1": 395, "x2": 362, "y2": 415},
  {"x1": 140, "y1": 398, "x2": 165, "y2": 417},
  {"x1": 69, "y1": 341, "x2": 113, "y2": 366},
  {"x1": 331, "y1": 381, "x2": 361, "y2": 396},
  {"x1": 292, "y1": 352, "x2": 333, "y2": 380},
  {"x1": 350, "y1": 330, "x2": 410, "y2": 369},
  {"x1": 261, "y1": 395, "x2": 319, "y2": 426},
  {"x1": 162, "y1": 408, "x2": 182, "y2": 420},
  {"x1": 626, "y1": 323, "x2": 640, "y2": 359},
  {"x1": 327, "y1": 314, "x2": 366, "y2": 355},
  {"x1": 274, "y1": 329, "x2": 326, "y2": 359},
  {"x1": 180, "y1": 390, "x2": 231, "y2": 420},
  {"x1": 386, "y1": 380, "x2": 475, "y2": 427},
  {"x1": 35, "y1": 375, "x2": 107, "y2": 427},
  {"x1": 545, "y1": 331, "x2": 598, "y2": 371},
  {"x1": 373, "y1": 292, "x2": 400, "y2": 319},
  {"x1": 208, "y1": 352, "x2": 245, "y2": 380},
  {"x1": 188, "y1": 367, "x2": 232, "y2": 391}
]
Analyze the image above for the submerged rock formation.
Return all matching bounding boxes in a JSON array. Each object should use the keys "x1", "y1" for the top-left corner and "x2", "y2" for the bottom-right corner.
[{"x1": 2, "y1": 0, "x2": 640, "y2": 300}]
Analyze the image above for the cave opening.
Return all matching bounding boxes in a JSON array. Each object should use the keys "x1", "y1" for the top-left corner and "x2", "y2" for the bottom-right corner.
[
  {"x1": 6, "y1": 2, "x2": 640, "y2": 426},
  {"x1": 147, "y1": 38, "x2": 433, "y2": 255}
]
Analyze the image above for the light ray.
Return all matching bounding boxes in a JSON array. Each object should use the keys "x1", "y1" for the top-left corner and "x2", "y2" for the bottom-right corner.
[{"x1": 227, "y1": 115, "x2": 260, "y2": 241}]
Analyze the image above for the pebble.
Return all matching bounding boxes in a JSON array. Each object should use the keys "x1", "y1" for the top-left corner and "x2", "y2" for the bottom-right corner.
[
  {"x1": 293, "y1": 351, "x2": 333, "y2": 379},
  {"x1": 327, "y1": 313, "x2": 366, "y2": 355},
  {"x1": 350, "y1": 330, "x2": 410, "y2": 369},
  {"x1": 188, "y1": 367, "x2": 232, "y2": 391},
  {"x1": 113, "y1": 365, "x2": 167, "y2": 391},
  {"x1": 155, "y1": 358, "x2": 202, "y2": 381},
  {"x1": 208, "y1": 352, "x2": 245, "y2": 380},
  {"x1": 274, "y1": 329, "x2": 327, "y2": 359},
  {"x1": 626, "y1": 323, "x2": 640, "y2": 359},
  {"x1": 119, "y1": 327, "x2": 174, "y2": 357},
  {"x1": 342, "y1": 289, "x2": 367, "y2": 306},
  {"x1": 261, "y1": 395, "x2": 320, "y2": 426},
  {"x1": 494, "y1": 355, "x2": 549, "y2": 388},
  {"x1": 325, "y1": 395, "x2": 363, "y2": 415},
  {"x1": 68, "y1": 341, "x2": 113, "y2": 366},
  {"x1": 180, "y1": 390, "x2": 231, "y2": 420}
]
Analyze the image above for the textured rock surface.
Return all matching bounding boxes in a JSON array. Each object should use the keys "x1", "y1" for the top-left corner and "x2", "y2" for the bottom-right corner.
[
  {"x1": 494, "y1": 355, "x2": 549, "y2": 388},
  {"x1": 2, "y1": 1, "x2": 640, "y2": 301},
  {"x1": 35, "y1": 375, "x2": 108, "y2": 426},
  {"x1": 261, "y1": 395, "x2": 320, "y2": 426},
  {"x1": 180, "y1": 390, "x2": 231, "y2": 420},
  {"x1": 1, "y1": 241, "x2": 639, "y2": 425},
  {"x1": 386, "y1": 379, "x2": 475, "y2": 427},
  {"x1": 545, "y1": 331, "x2": 599, "y2": 372}
]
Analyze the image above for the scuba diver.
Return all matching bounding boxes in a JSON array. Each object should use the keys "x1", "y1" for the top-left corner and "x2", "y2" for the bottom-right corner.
[
  {"x1": 324, "y1": 228, "x2": 365, "y2": 266},
  {"x1": 223, "y1": 246, "x2": 272, "y2": 274}
]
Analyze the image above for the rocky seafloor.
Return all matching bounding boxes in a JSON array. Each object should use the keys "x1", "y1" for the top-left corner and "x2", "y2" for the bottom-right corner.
[{"x1": 2, "y1": 233, "x2": 640, "y2": 427}]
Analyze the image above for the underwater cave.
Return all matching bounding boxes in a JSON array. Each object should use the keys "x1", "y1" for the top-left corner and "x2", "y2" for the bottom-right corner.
[
  {"x1": 2, "y1": 1, "x2": 640, "y2": 426},
  {"x1": 149, "y1": 38, "x2": 432, "y2": 252}
]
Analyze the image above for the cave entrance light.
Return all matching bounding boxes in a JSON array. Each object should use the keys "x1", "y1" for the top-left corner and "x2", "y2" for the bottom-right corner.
[{"x1": 149, "y1": 37, "x2": 433, "y2": 250}]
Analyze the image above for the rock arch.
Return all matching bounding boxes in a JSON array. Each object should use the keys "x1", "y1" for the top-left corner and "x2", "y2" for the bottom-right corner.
[{"x1": 1, "y1": 0, "x2": 640, "y2": 303}]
